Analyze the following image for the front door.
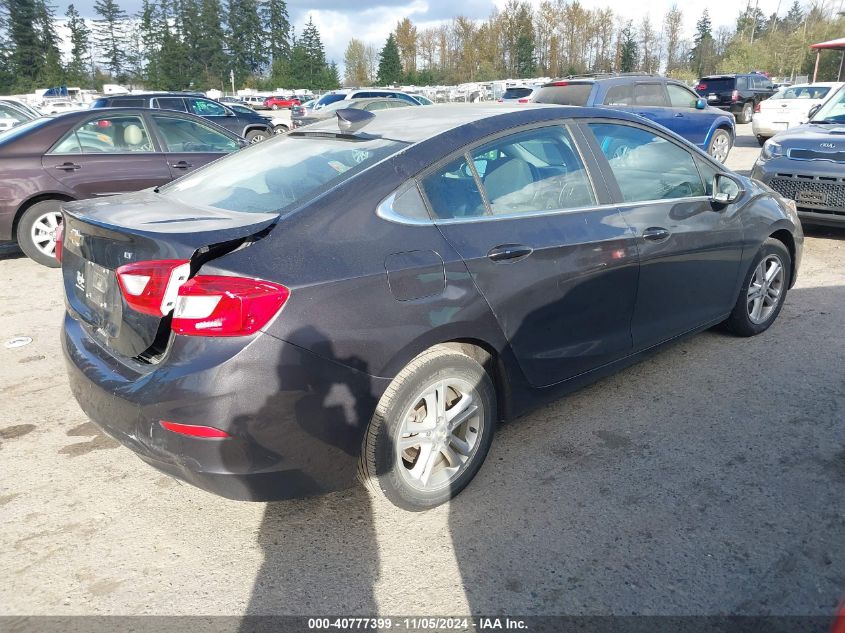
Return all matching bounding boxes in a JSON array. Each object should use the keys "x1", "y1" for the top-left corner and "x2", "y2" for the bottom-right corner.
[
  {"x1": 419, "y1": 124, "x2": 639, "y2": 387},
  {"x1": 582, "y1": 121, "x2": 744, "y2": 350},
  {"x1": 42, "y1": 113, "x2": 171, "y2": 197}
]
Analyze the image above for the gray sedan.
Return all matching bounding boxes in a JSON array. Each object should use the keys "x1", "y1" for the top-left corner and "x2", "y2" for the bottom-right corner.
[
  {"x1": 291, "y1": 97, "x2": 415, "y2": 129},
  {"x1": 751, "y1": 84, "x2": 845, "y2": 227}
]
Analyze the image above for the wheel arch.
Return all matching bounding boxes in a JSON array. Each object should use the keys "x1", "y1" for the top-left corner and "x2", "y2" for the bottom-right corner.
[
  {"x1": 768, "y1": 227, "x2": 797, "y2": 288},
  {"x1": 12, "y1": 192, "x2": 75, "y2": 242}
]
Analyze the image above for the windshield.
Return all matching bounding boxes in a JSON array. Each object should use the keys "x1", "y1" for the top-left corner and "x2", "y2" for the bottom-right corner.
[
  {"x1": 160, "y1": 133, "x2": 407, "y2": 214},
  {"x1": 773, "y1": 85, "x2": 832, "y2": 100},
  {"x1": 532, "y1": 83, "x2": 592, "y2": 106},
  {"x1": 811, "y1": 86, "x2": 845, "y2": 123},
  {"x1": 0, "y1": 117, "x2": 51, "y2": 145}
]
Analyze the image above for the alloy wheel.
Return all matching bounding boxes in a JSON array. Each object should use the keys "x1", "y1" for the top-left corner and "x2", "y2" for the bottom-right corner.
[
  {"x1": 249, "y1": 134, "x2": 266, "y2": 143},
  {"x1": 747, "y1": 254, "x2": 785, "y2": 324},
  {"x1": 710, "y1": 134, "x2": 730, "y2": 162},
  {"x1": 396, "y1": 378, "x2": 483, "y2": 492},
  {"x1": 30, "y1": 210, "x2": 62, "y2": 258}
]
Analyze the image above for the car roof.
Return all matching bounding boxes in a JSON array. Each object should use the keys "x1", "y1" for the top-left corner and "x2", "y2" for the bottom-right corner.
[{"x1": 300, "y1": 103, "x2": 638, "y2": 144}]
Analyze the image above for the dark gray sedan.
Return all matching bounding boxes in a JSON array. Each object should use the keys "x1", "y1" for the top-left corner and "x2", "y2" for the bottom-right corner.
[
  {"x1": 751, "y1": 84, "x2": 845, "y2": 227},
  {"x1": 61, "y1": 104, "x2": 802, "y2": 510}
]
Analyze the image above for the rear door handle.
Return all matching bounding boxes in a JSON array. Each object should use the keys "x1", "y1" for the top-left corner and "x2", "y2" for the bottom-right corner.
[
  {"x1": 643, "y1": 227, "x2": 671, "y2": 242},
  {"x1": 169, "y1": 161, "x2": 193, "y2": 169},
  {"x1": 674, "y1": 112, "x2": 684, "y2": 117},
  {"x1": 55, "y1": 162, "x2": 81, "y2": 171},
  {"x1": 487, "y1": 244, "x2": 533, "y2": 262}
]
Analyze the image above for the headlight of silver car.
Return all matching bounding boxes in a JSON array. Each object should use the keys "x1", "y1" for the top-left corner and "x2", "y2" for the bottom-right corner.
[{"x1": 761, "y1": 139, "x2": 784, "y2": 160}]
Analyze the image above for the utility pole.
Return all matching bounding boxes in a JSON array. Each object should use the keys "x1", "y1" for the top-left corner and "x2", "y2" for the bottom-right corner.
[
  {"x1": 230, "y1": 69, "x2": 235, "y2": 96},
  {"x1": 750, "y1": 0, "x2": 760, "y2": 44}
]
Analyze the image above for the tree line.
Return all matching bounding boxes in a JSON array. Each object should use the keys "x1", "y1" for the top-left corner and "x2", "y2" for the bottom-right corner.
[
  {"x1": 0, "y1": 0, "x2": 340, "y2": 94},
  {"x1": 349, "y1": 0, "x2": 844, "y2": 87},
  {"x1": 0, "y1": 0, "x2": 843, "y2": 96}
]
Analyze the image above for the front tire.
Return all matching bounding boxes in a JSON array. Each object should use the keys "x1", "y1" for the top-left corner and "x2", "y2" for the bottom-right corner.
[
  {"x1": 724, "y1": 238, "x2": 791, "y2": 336},
  {"x1": 17, "y1": 200, "x2": 64, "y2": 268},
  {"x1": 245, "y1": 129, "x2": 267, "y2": 143},
  {"x1": 359, "y1": 346, "x2": 496, "y2": 511},
  {"x1": 707, "y1": 129, "x2": 732, "y2": 163},
  {"x1": 271, "y1": 104, "x2": 280, "y2": 110}
]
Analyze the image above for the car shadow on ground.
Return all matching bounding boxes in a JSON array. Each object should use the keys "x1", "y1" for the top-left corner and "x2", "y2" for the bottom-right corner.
[
  {"x1": 0, "y1": 242, "x2": 23, "y2": 261},
  {"x1": 803, "y1": 224, "x2": 845, "y2": 241},
  {"x1": 235, "y1": 285, "x2": 845, "y2": 622}
]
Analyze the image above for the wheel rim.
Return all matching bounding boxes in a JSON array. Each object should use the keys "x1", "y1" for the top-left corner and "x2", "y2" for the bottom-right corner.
[
  {"x1": 30, "y1": 210, "x2": 62, "y2": 258},
  {"x1": 743, "y1": 104, "x2": 752, "y2": 121},
  {"x1": 396, "y1": 377, "x2": 483, "y2": 492},
  {"x1": 249, "y1": 134, "x2": 265, "y2": 143},
  {"x1": 747, "y1": 254, "x2": 785, "y2": 324},
  {"x1": 710, "y1": 134, "x2": 730, "y2": 162}
]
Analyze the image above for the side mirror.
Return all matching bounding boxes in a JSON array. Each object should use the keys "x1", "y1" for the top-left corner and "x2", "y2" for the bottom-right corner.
[
  {"x1": 695, "y1": 98, "x2": 707, "y2": 110},
  {"x1": 712, "y1": 173, "x2": 743, "y2": 205},
  {"x1": 808, "y1": 104, "x2": 821, "y2": 119}
]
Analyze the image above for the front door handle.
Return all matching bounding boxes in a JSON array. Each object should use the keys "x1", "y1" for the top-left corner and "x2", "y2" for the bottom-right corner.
[
  {"x1": 169, "y1": 161, "x2": 193, "y2": 169},
  {"x1": 674, "y1": 112, "x2": 684, "y2": 117},
  {"x1": 487, "y1": 244, "x2": 533, "y2": 262},
  {"x1": 643, "y1": 227, "x2": 671, "y2": 242},
  {"x1": 55, "y1": 162, "x2": 81, "y2": 171}
]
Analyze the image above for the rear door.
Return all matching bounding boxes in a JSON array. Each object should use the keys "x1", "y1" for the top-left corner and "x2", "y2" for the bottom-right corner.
[
  {"x1": 42, "y1": 112, "x2": 171, "y2": 197},
  {"x1": 150, "y1": 113, "x2": 241, "y2": 178},
  {"x1": 581, "y1": 120, "x2": 744, "y2": 350},
  {"x1": 420, "y1": 123, "x2": 639, "y2": 387}
]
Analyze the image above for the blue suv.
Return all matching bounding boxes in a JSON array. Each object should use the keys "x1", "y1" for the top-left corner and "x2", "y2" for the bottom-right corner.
[{"x1": 532, "y1": 74, "x2": 736, "y2": 162}]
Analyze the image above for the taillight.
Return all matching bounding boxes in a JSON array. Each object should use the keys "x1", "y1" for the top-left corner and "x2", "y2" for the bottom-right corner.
[
  {"x1": 116, "y1": 260, "x2": 190, "y2": 316},
  {"x1": 171, "y1": 275, "x2": 289, "y2": 337},
  {"x1": 754, "y1": 102, "x2": 761, "y2": 113},
  {"x1": 731, "y1": 89, "x2": 739, "y2": 101},
  {"x1": 160, "y1": 421, "x2": 230, "y2": 438},
  {"x1": 550, "y1": 81, "x2": 569, "y2": 86},
  {"x1": 696, "y1": 83, "x2": 707, "y2": 91},
  {"x1": 55, "y1": 222, "x2": 64, "y2": 264},
  {"x1": 517, "y1": 98, "x2": 529, "y2": 103}
]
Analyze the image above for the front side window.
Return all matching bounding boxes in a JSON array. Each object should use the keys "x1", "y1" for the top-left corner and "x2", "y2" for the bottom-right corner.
[
  {"x1": 588, "y1": 122, "x2": 705, "y2": 202},
  {"x1": 160, "y1": 134, "x2": 407, "y2": 214},
  {"x1": 634, "y1": 83, "x2": 666, "y2": 106},
  {"x1": 50, "y1": 115, "x2": 153, "y2": 154},
  {"x1": 153, "y1": 115, "x2": 239, "y2": 153},
  {"x1": 188, "y1": 98, "x2": 227, "y2": 117},
  {"x1": 421, "y1": 126, "x2": 595, "y2": 220},
  {"x1": 667, "y1": 84, "x2": 698, "y2": 108}
]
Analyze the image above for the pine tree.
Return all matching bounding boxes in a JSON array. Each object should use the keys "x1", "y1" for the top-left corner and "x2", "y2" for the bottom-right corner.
[
  {"x1": 138, "y1": 0, "x2": 160, "y2": 86},
  {"x1": 299, "y1": 17, "x2": 326, "y2": 88},
  {"x1": 783, "y1": 1, "x2": 804, "y2": 33},
  {"x1": 514, "y1": 2, "x2": 535, "y2": 78},
  {"x1": 376, "y1": 33, "x2": 402, "y2": 86},
  {"x1": 619, "y1": 22, "x2": 638, "y2": 72},
  {"x1": 6, "y1": 0, "x2": 42, "y2": 88},
  {"x1": 35, "y1": 0, "x2": 63, "y2": 85},
  {"x1": 65, "y1": 4, "x2": 92, "y2": 85},
  {"x1": 93, "y1": 0, "x2": 128, "y2": 80},
  {"x1": 226, "y1": 0, "x2": 265, "y2": 82},
  {"x1": 261, "y1": 0, "x2": 290, "y2": 67},
  {"x1": 197, "y1": 0, "x2": 227, "y2": 87},
  {"x1": 689, "y1": 9, "x2": 714, "y2": 77}
]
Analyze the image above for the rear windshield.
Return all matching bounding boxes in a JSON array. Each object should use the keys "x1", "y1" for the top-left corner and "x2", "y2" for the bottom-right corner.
[
  {"x1": 773, "y1": 86, "x2": 832, "y2": 100},
  {"x1": 532, "y1": 84, "x2": 592, "y2": 106},
  {"x1": 502, "y1": 87, "x2": 534, "y2": 99},
  {"x1": 697, "y1": 78, "x2": 735, "y2": 92},
  {"x1": 159, "y1": 133, "x2": 407, "y2": 214}
]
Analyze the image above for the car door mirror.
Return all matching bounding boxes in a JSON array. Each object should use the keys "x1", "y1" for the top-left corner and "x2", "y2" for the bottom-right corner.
[
  {"x1": 712, "y1": 173, "x2": 743, "y2": 204},
  {"x1": 808, "y1": 104, "x2": 821, "y2": 119},
  {"x1": 224, "y1": 107, "x2": 235, "y2": 117},
  {"x1": 695, "y1": 98, "x2": 707, "y2": 110}
]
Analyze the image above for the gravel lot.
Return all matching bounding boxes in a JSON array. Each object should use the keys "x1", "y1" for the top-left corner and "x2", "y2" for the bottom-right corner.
[{"x1": 1, "y1": 124, "x2": 844, "y2": 620}]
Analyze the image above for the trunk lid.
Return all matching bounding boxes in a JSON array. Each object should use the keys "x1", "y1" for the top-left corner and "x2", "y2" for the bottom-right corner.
[{"x1": 61, "y1": 189, "x2": 278, "y2": 359}]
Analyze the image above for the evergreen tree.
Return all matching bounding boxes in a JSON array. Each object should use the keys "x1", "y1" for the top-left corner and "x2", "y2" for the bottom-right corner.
[
  {"x1": 93, "y1": 0, "x2": 128, "y2": 80},
  {"x1": 65, "y1": 4, "x2": 92, "y2": 85},
  {"x1": 226, "y1": 0, "x2": 264, "y2": 82},
  {"x1": 376, "y1": 33, "x2": 402, "y2": 86},
  {"x1": 300, "y1": 17, "x2": 327, "y2": 88},
  {"x1": 197, "y1": 0, "x2": 228, "y2": 87},
  {"x1": 6, "y1": 0, "x2": 42, "y2": 88},
  {"x1": 619, "y1": 21, "x2": 638, "y2": 72},
  {"x1": 138, "y1": 0, "x2": 160, "y2": 86},
  {"x1": 36, "y1": 0, "x2": 63, "y2": 85},
  {"x1": 514, "y1": 2, "x2": 535, "y2": 78},
  {"x1": 783, "y1": 1, "x2": 804, "y2": 33},
  {"x1": 262, "y1": 0, "x2": 290, "y2": 67},
  {"x1": 689, "y1": 9, "x2": 714, "y2": 77}
]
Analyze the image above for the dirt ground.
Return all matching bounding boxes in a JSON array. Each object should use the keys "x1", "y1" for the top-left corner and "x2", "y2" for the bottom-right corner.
[{"x1": 1, "y1": 123, "x2": 844, "y2": 620}]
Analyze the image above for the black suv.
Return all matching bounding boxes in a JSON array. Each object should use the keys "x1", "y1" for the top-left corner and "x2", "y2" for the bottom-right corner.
[
  {"x1": 92, "y1": 93, "x2": 274, "y2": 143},
  {"x1": 695, "y1": 74, "x2": 777, "y2": 124}
]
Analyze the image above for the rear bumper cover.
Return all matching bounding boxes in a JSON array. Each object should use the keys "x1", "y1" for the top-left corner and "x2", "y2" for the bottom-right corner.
[{"x1": 63, "y1": 315, "x2": 389, "y2": 500}]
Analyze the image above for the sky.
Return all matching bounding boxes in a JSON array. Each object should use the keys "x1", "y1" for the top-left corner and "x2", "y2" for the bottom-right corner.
[{"x1": 52, "y1": 0, "x2": 781, "y2": 72}]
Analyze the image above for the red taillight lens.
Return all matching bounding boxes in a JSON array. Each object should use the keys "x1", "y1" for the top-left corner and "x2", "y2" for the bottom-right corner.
[
  {"x1": 171, "y1": 275, "x2": 289, "y2": 337},
  {"x1": 551, "y1": 81, "x2": 569, "y2": 86},
  {"x1": 116, "y1": 260, "x2": 190, "y2": 316},
  {"x1": 55, "y1": 222, "x2": 64, "y2": 264},
  {"x1": 731, "y1": 89, "x2": 739, "y2": 101},
  {"x1": 517, "y1": 98, "x2": 529, "y2": 103},
  {"x1": 160, "y1": 421, "x2": 230, "y2": 438},
  {"x1": 696, "y1": 83, "x2": 707, "y2": 91},
  {"x1": 754, "y1": 102, "x2": 761, "y2": 113}
]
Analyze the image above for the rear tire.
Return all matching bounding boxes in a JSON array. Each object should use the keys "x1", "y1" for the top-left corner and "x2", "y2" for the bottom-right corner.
[
  {"x1": 359, "y1": 345, "x2": 496, "y2": 511},
  {"x1": 737, "y1": 102, "x2": 753, "y2": 124},
  {"x1": 756, "y1": 135, "x2": 767, "y2": 147},
  {"x1": 271, "y1": 104, "x2": 280, "y2": 110},
  {"x1": 724, "y1": 238, "x2": 791, "y2": 337},
  {"x1": 17, "y1": 200, "x2": 64, "y2": 268}
]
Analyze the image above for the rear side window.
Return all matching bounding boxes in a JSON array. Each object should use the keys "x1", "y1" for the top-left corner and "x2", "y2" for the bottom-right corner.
[
  {"x1": 532, "y1": 84, "x2": 592, "y2": 106},
  {"x1": 736, "y1": 77, "x2": 748, "y2": 90},
  {"x1": 604, "y1": 84, "x2": 633, "y2": 105},
  {"x1": 152, "y1": 115, "x2": 239, "y2": 153},
  {"x1": 634, "y1": 83, "x2": 666, "y2": 106},
  {"x1": 422, "y1": 125, "x2": 595, "y2": 220},
  {"x1": 588, "y1": 122, "x2": 705, "y2": 202},
  {"x1": 152, "y1": 97, "x2": 188, "y2": 112},
  {"x1": 108, "y1": 97, "x2": 145, "y2": 107}
]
